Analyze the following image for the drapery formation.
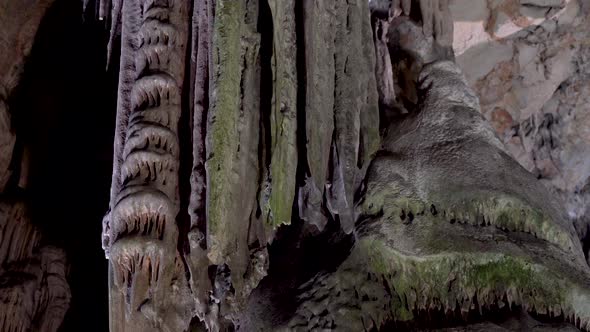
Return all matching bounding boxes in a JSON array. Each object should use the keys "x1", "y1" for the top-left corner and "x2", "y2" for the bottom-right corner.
[
  {"x1": 96, "y1": 0, "x2": 379, "y2": 330},
  {"x1": 93, "y1": 0, "x2": 590, "y2": 330},
  {"x1": 0, "y1": 0, "x2": 589, "y2": 330}
]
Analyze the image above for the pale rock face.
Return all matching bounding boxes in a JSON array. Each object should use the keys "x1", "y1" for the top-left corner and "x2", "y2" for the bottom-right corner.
[
  {"x1": 450, "y1": 0, "x2": 492, "y2": 57},
  {"x1": 450, "y1": 0, "x2": 590, "y2": 244}
]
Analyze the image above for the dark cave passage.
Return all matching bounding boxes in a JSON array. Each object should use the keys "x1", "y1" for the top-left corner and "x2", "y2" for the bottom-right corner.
[{"x1": 8, "y1": 1, "x2": 118, "y2": 330}]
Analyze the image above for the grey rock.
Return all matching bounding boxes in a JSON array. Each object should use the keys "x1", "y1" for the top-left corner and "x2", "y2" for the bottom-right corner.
[{"x1": 3, "y1": 0, "x2": 588, "y2": 330}]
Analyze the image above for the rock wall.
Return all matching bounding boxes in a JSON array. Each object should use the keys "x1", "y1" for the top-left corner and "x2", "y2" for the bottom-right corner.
[
  {"x1": 0, "y1": 0, "x2": 71, "y2": 331},
  {"x1": 97, "y1": 0, "x2": 379, "y2": 330},
  {"x1": 0, "y1": 0, "x2": 54, "y2": 192},
  {"x1": 98, "y1": 0, "x2": 590, "y2": 330},
  {"x1": 0, "y1": 202, "x2": 70, "y2": 332},
  {"x1": 1, "y1": 0, "x2": 589, "y2": 330},
  {"x1": 450, "y1": 0, "x2": 590, "y2": 254}
]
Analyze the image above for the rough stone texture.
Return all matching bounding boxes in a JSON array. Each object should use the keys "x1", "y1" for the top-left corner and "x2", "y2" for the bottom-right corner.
[
  {"x1": 0, "y1": 99, "x2": 13, "y2": 193},
  {"x1": 102, "y1": 1, "x2": 197, "y2": 331},
  {"x1": 328, "y1": 0, "x2": 380, "y2": 233},
  {"x1": 285, "y1": 58, "x2": 590, "y2": 332},
  {"x1": 299, "y1": 0, "x2": 380, "y2": 233},
  {"x1": 0, "y1": 1, "x2": 71, "y2": 331},
  {"x1": 428, "y1": 314, "x2": 581, "y2": 332},
  {"x1": 187, "y1": 0, "x2": 214, "y2": 323},
  {"x1": 98, "y1": 0, "x2": 380, "y2": 329},
  {"x1": 206, "y1": 0, "x2": 269, "y2": 325},
  {"x1": 448, "y1": 0, "x2": 590, "y2": 260},
  {"x1": 0, "y1": 0, "x2": 54, "y2": 192},
  {"x1": 2, "y1": 0, "x2": 590, "y2": 330},
  {"x1": 0, "y1": 201, "x2": 70, "y2": 332},
  {"x1": 86, "y1": 0, "x2": 590, "y2": 330},
  {"x1": 263, "y1": 0, "x2": 298, "y2": 230},
  {"x1": 302, "y1": 1, "x2": 336, "y2": 226}
]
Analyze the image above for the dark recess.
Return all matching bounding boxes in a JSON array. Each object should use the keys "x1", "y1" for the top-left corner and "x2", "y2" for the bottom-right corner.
[
  {"x1": 255, "y1": 0, "x2": 273, "y2": 220},
  {"x1": 581, "y1": 222, "x2": 590, "y2": 262},
  {"x1": 177, "y1": 0, "x2": 195, "y2": 261},
  {"x1": 8, "y1": 0, "x2": 118, "y2": 330}
]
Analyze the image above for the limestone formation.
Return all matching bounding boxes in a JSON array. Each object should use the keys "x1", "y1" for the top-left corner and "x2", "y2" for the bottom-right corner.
[
  {"x1": 95, "y1": 0, "x2": 379, "y2": 329},
  {"x1": 0, "y1": 201, "x2": 70, "y2": 332},
  {"x1": 0, "y1": 0, "x2": 589, "y2": 330},
  {"x1": 94, "y1": 0, "x2": 590, "y2": 330},
  {"x1": 0, "y1": 0, "x2": 71, "y2": 331},
  {"x1": 448, "y1": 0, "x2": 590, "y2": 262}
]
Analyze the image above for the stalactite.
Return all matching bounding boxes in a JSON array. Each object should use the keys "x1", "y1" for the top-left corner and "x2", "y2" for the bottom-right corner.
[
  {"x1": 331, "y1": 0, "x2": 379, "y2": 233},
  {"x1": 104, "y1": 0, "x2": 193, "y2": 331},
  {"x1": 298, "y1": 0, "x2": 379, "y2": 234},
  {"x1": 189, "y1": 0, "x2": 211, "y2": 240},
  {"x1": 186, "y1": 0, "x2": 213, "y2": 323},
  {"x1": 91, "y1": 0, "x2": 590, "y2": 330},
  {"x1": 261, "y1": 0, "x2": 298, "y2": 230},
  {"x1": 297, "y1": 0, "x2": 336, "y2": 232},
  {"x1": 204, "y1": 1, "x2": 269, "y2": 323}
]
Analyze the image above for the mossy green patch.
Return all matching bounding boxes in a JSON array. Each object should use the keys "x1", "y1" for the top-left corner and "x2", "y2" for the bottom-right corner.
[
  {"x1": 355, "y1": 237, "x2": 569, "y2": 322},
  {"x1": 466, "y1": 256, "x2": 565, "y2": 304},
  {"x1": 264, "y1": 0, "x2": 298, "y2": 229},
  {"x1": 208, "y1": 0, "x2": 242, "y2": 237},
  {"x1": 360, "y1": 183, "x2": 575, "y2": 254}
]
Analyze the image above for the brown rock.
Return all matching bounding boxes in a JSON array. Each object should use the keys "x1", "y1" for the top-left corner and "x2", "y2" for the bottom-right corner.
[{"x1": 490, "y1": 107, "x2": 515, "y2": 135}]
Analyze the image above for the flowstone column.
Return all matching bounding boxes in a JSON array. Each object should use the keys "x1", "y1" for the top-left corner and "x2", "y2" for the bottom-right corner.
[
  {"x1": 102, "y1": 1, "x2": 194, "y2": 331},
  {"x1": 100, "y1": 0, "x2": 273, "y2": 330}
]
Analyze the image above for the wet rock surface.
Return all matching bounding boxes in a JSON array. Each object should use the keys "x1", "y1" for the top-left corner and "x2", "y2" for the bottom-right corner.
[
  {"x1": 0, "y1": 1, "x2": 71, "y2": 331},
  {"x1": 96, "y1": 0, "x2": 380, "y2": 329},
  {"x1": 0, "y1": 0, "x2": 589, "y2": 330}
]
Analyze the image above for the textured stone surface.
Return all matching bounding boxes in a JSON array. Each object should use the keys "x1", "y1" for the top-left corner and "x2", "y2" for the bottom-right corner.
[
  {"x1": 3, "y1": 0, "x2": 590, "y2": 330},
  {"x1": 0, "y1": 1, "x2": 71, "y2": 331},
  {"x1": 97, "y1": 0, "x2": 380, "y2": 329},
  {"x1": 0, "y1": 99, "x2": 13, "y2": 192},
  {"x1": 285, "y1": 58, "x2": 590, "y2": 332},
  {"x1": 300, "y1": 0, "x2": 380, "y2": 233},
  {"x1": 299, "y1": 0, "x2": 336, "y2": 232},
  {"x1": 449, "y1": 0, "x2": 590, "y2": 260},
  {"x1": 0, "y1": 0, "x2": 54, "y2": 93},
  {"x1": 102, "y1": 1, "x2": 196, "y2": 331},
  {"x1": 59, "y1": 0, "x2": 590, "y2": 330},
  {"x1": 328, "y1": 0, "x2": 380, "y2": 233},
  {"x1": 0, "y1": 0, "x2": 54, "y2": 192},
  {"x1": 244, "y1": 4, "x2": 589, "y2": 330},
  {"x1": 263, "y1": 0, "x2": 298, "y2": 230},
  {"x1": 0, "y1": 201, "x2": 70, "y2": 332}
]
